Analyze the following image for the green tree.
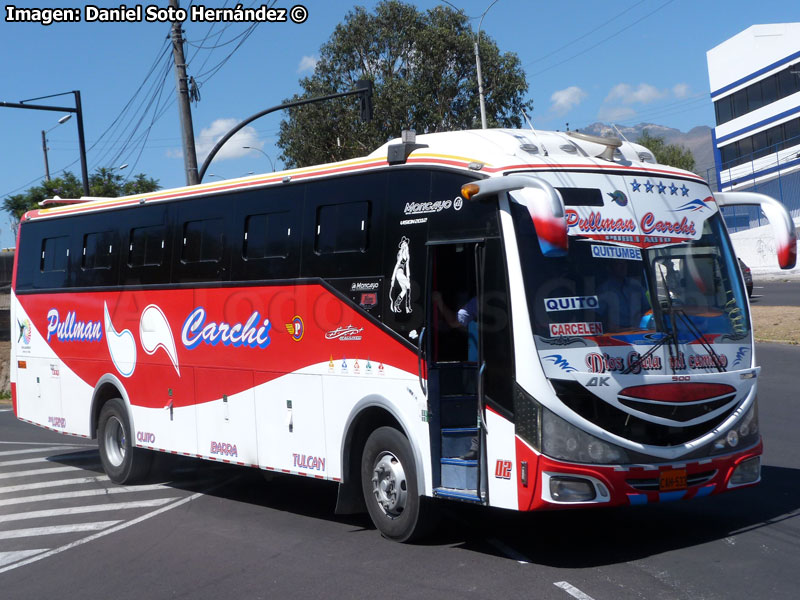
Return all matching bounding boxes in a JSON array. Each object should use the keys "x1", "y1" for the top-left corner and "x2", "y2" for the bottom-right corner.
[
  {"x1": 3, "y1": 169, "x2": 159, "y2": 225},
  {"x1": 277, "y1": 0, "x2": 533, "y2": 168},
  {"x1": 637, "y1": 130, "x2": 696, "y2": 172}
]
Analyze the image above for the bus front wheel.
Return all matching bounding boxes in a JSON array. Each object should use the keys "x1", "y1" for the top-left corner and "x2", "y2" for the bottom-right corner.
[
  {"x1": 98, "y1": 398, "x2": 152, "y2": 484},
  {"x1": 361, "y1": 426, "x2": 432, "y2": 542}
]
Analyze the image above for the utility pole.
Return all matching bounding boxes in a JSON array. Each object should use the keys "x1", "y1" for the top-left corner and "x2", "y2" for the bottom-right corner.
[
  {"x1": 42, "y1": 130, "x2": 51, "y2": 181},
  {"x1": 169, "y1": 0, "x2": 199, "y2": 186}
]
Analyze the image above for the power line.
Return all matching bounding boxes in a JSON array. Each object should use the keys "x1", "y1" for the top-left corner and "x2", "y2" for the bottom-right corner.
[
  {"x1": 524, "y1": 0, "x2": 648, "y2": 68},
  {"x1": 530, "y1": 0, "x2": 676, "y2": 78}
]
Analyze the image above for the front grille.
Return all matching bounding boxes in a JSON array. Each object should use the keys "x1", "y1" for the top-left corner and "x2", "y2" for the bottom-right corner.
[
  {"x1": 551, "y1": 379, "x2": 737, "y2": 446},
  {"x1": 618, "y1": 395, "x2": 736, "y2": 421},
  {"x1": 626, "y1": 470, "x2": 717, "y2": 491}
]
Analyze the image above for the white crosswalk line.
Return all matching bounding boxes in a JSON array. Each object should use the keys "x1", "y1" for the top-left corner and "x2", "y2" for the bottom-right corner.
[
  {"x1": 0, "y1": 483, "x2": 176, "y2": 507},
  {"x1": 0, "y1": 446, "x2": 77, "y2": 457},
  {"x1": 0, "y1": 498, "x2": 175, "y2": 523},
  {"x1": 0, "y1": 550, "x2": 48, "y2": 567},
  {"x1": 0, "y1": 521, "x2": 121, "y2": 540},
  {"x1": 0, "y1": 453, "x2": 97, "y2": 467},
  {"x1": 0, "y1": 441, "x2": 89, "y2": 447},
  {"x1": 0, "y1": 475, "x2": 110, "y2": 495},
  {"x1": 0, "y1": 465, "x2": 99, "y2": 480}
]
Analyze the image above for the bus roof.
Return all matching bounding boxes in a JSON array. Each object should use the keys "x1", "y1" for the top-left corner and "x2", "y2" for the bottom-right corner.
[{"x1": 25, "y1": 128, "x2": 706, "y2": 222}]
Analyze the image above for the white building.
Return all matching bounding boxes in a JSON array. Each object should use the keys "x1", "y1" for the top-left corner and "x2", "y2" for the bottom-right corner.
[{"x1": 707, "y1": 23, "x2": 800, "y2": 228}]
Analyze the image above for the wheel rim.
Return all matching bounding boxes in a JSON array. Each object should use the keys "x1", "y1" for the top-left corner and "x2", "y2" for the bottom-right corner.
[
  {"x1": 371, "y1": 451, "x2": 408, "y2": 519},
  {"x1": 104, "y1": 416, "x2": 126, "y2": 467}
]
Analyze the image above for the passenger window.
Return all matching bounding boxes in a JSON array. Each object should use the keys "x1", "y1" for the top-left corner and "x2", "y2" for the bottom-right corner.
[
  {"x1": 41, "y1": 236, "x2": 69, "y2": 272},
  {"x1": 182, "y1": 218, "x2": 223, "y2": 263},
  {"x1": 82, "y1": 231, "x2": 114, "y2": 270},
  {"x1": 244, "y1": 211, "x2": 291, "y2": 259},
  {"x1": 128, "y1": 225, "x2": 165, "y2": 267},
  {"x1": 315, "y1": 201, "x2": 369, "y2": 254}
]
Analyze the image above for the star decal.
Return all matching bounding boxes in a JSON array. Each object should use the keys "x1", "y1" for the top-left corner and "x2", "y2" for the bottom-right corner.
[
  {"x1": 644, "y1": 180, "x2": 654, "y2": 193},
  {"x1": 669, "y1": 183, "x2": 678, "y2": 195},
  {"x1": 680, "y1": 184, "x2": 689, "y2": 197},
  {"x1": 657, "y1": 181, "x2": 666, "y2": 194},
  {"x1": 631, "y1": 179, "x2": 641, "y2": 192}
]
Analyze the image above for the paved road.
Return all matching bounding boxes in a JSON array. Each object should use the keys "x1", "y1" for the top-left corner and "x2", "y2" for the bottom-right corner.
[
  {"x1": 749, "y1": 278, "x2": 800, "y2": 306},
  {"x1": 1, "y1": 343, "x2": 799, "y2": 600}
]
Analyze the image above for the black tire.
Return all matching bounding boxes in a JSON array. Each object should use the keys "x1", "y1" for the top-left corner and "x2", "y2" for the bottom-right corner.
[
  {"x1": 361, "y1": 426, "x2": 433, "y2": 542},
  {"x1": 97, "y1": 398, "x2": 152, "y2": 484}
]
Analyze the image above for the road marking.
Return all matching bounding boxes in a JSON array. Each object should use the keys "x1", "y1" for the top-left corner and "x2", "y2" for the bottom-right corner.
[
  {"x1": 0, "y1": 465, "x2": 100, "y2": 480},
  {"x1": 0, "y1": 452, "x2": 97, "y2": 467},
  {"x1": 0, "y1": 475, "x2": 109, "y2": 495},
  {"x1": 554, "y1": 581, "x2": 597, "y2": 600},
  {"x1": 0, "y1": 550, "x2": 48, "y2": 567},
  {"x1": 0, "y1": 488, "x2": 214, "y2": 574},
  {"x1": 487, "y1": 537, "x2": 531, "y2": 564},
  {"x1": 0, "y1": 483, "x2": 176, "y2": 507},
  {"x1": 0, "y1": 498, "x2": 175, "y2": 523},
  {"x1": 0, "y1": 441, "x2": 90, "y2": 447},
  {"x1": 0, "y1": 446, "x2": 77, "y2": 457},
  {"x1": 0, "y1": 521, "x2": 121, "y2": 540}
]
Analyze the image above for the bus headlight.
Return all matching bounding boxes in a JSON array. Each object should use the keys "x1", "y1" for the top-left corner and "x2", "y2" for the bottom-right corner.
[
  {"x1": 542, "y1": 407, "x2": 629, "y2": 464},
  {"x1": 713, "y1": 402, "x2": 759, "y2": 454}
]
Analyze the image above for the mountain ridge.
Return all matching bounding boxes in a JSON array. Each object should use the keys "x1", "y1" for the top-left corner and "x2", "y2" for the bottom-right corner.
[{"x1": 578, "y1": 122, "x2": 714, "y2": 175}]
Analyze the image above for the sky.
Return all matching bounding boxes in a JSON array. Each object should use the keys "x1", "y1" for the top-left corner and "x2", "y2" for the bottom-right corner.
[{"x1": 2, "y1": 0, "x2": 798, "y2": 248}]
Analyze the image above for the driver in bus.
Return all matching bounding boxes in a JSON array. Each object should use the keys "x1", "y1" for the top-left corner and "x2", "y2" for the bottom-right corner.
[{"x1": 597, "y1": 260, "x2": 651, "y2": 332}]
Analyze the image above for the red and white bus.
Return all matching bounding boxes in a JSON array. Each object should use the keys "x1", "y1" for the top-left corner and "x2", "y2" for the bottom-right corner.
[{"x1": 11, "y1": 128, "x2": 796, "y2": 541}]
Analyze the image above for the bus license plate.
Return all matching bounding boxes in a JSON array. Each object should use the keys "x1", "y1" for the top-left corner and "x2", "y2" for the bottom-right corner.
[{"x1": 659, "y1": 469, "x2": 687, "y2": 491}]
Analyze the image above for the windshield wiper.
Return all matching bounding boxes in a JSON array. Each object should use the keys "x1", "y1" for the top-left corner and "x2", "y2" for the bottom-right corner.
[
  {"x1": 672, "y1": 308, "x2": 727, "y2": 372},
  {"x1": 621, "y1": 330, "x2": 674, "y2": 375}
]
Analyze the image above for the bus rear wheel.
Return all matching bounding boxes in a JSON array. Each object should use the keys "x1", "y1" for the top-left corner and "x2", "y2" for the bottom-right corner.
[
  {"x1": 361, "y1": 426, "x2": 432, "y2": 542},
  {"x1": 98, "y1": 398, "x2": 152, "y2": 484}
]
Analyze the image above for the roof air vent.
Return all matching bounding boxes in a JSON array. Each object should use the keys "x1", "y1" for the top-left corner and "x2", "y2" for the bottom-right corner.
[
  {"x1": 566, "y1": 131, "x2": 623, "y2": 161},
  {"x1": 638, "y1": 152, "x2": 656, "y2": 164}
]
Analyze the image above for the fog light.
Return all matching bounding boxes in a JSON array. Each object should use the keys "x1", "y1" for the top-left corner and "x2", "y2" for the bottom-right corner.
[
  {"x1": 549, "y1": 476, "x2": 596, "y2": 502},
  {"x1": 730, "y1": 456, "x2": 760, "y2": 486}
]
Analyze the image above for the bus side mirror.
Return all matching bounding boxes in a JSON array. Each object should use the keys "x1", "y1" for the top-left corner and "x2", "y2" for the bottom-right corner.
[
  {"x1": 714, "y1": 191, "x2": 797, "y2": 270},
  {"x1": 461, "y1": 175, "x2": 568, "y2": 257},
  {"x1": 508, "y1": 187, "x2": 569, "y2": 257}
]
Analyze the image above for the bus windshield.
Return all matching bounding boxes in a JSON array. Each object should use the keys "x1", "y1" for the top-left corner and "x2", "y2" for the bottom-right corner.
[{"x1": 511, "y1": 203, "x2": 751, "y2": 370}]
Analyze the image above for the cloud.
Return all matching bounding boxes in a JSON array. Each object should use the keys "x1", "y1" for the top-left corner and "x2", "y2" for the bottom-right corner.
[
  {"x1": 297, "y1": 55, "x2": 318, "y2": 73},
  {"x1": 672, "y1": 83, "x2": 691, "y2": 98},
  {"x1": 194, "y1": 118, "x2": 264, "y2": 162},
  {"x1": 605, "y1": 83, "x2": 666, "y2": 105},
  {"x1": 597, "y1": 105, "x2": 637, "y2": 122},
  {"x1": 550, "y1": 86, "x2": 587, "y2": 116}
]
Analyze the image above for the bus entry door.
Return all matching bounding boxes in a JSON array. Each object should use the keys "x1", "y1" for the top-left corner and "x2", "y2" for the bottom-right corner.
[{"x1": 425, "y1": 241, "x2": 487, "y2": 503}]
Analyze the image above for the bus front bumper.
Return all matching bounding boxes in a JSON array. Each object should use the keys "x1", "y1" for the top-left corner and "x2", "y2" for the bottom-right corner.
[{"x1": 525, "y1": 440, "x2": 762, "y2": 510}]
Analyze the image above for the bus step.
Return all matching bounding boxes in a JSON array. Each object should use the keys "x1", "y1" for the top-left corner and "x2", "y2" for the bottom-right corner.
[
  {"x1": 439, "y1": 395, "x2": 477, "y2": 428},
  {"x1": 441, "y1": 427, "x2": 478, "y2": 458},
  {"x1": 433, "y1": 487, "x2": 482, "y2": 503},
  {"x1": 441, "y1": 457, "x2": 478, "y2": 490}
]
